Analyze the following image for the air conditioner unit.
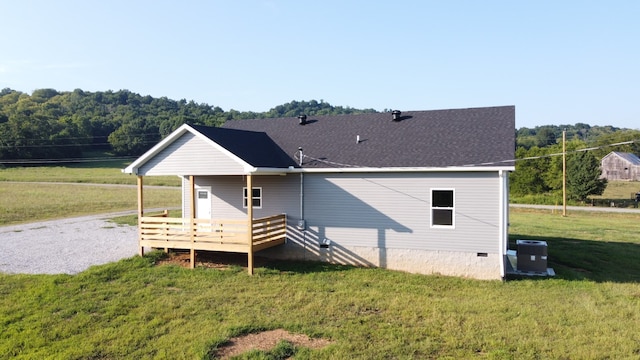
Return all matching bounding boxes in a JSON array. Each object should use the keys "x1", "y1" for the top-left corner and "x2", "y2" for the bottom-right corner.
[{"x1": 517, "y1": 240, "x2": 548, "y2": 272}]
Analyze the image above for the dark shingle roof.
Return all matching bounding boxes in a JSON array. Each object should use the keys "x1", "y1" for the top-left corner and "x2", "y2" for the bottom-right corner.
[
  {"x1": 216, "y1": 106, "x2": 515, "y2": 169},
  {"x1": 189, "y1": 125, "x2": 297, "y2": 168}
]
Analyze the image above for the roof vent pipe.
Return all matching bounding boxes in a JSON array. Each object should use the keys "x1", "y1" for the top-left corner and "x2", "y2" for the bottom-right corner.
[
  {"x1": 298, "y1": 114, "x2": 307, "y2": 125},
  {"x1": 392, "y1": 110, "x2": 401, "y2": 121}
]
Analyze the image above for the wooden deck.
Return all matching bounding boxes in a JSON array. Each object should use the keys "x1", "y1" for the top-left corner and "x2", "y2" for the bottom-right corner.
[{"x1": 138, "y1": 213, "x2": 286, "y2": 272}]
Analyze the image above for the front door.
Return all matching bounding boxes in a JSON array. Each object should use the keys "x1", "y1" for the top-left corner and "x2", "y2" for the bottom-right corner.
[{"x1": 195, "y1": 187, "x2": 212, "y2": 219}]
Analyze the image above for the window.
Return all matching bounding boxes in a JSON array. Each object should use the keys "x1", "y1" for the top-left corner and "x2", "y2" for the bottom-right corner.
[
  {"x1": 431, "y1": 189, "x2": 454, "y2": 227},
  {"x1": 243, "y1": 187, "x2": 262, "y2": 209}
]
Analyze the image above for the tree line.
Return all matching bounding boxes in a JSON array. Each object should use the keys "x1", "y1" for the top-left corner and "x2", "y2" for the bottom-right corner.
[
  {"x1": 512, "y1": 125, "x2": 640, "y2": 201},
  {"x1": 2, "y1": 87, "x2": 638, "y2": 200},
  {"x1": 0, "y1": 88, "x2": 376, "y2": 160}
]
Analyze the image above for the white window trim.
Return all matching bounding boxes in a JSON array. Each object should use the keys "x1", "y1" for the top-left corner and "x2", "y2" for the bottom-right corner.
[
  {"x1": 243, "y1": 186, "x2": 263, "y2": 209},
  {"x1": 430, "y1": 188, "x2": 455, "y2": 229}
]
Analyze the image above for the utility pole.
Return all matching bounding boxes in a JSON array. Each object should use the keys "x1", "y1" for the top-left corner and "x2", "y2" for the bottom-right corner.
[{"x1": 562, "y1": 130, "x2": 567, "y2": 217}]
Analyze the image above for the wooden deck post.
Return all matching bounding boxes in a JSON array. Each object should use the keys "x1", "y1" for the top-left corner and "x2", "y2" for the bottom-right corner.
[
  {"x1": 137, "y1": 175, "x2": 144, "y2": 257},
  {"x1": 190, "y1": 175, "x2": 196, "y2": 269},
  {"x1": 247, "y1": 174, "x2": 254, "y2": 275}
]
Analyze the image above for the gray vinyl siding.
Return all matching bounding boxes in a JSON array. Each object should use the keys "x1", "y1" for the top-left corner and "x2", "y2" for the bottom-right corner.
[
  {"x1": 138, "y1": 132, "x2": 246, "y2": 176},
  {"x1": 180, "y1": 171, "x2": 501, "y2": 254},
  {"x1": 184, "y1": 174, "x2": 301, "y2": 221},
  {"x1": 303, "y1": 172, "x2": 501, "y2": 254}
]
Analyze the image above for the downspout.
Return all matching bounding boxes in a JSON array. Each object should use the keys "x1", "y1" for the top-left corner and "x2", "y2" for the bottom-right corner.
[
  {"x1": 300, "y1": 173, "x2": 304, "y2": 224},
  {"x1": 298, "y1": 147, "x2": 306, "y2": 259},
  {"x1": 299, "y1": 147, "x2": 304, "y2": 220}
]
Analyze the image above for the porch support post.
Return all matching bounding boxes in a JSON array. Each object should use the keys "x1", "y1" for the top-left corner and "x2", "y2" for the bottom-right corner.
[
  {"x1": 137, "y1": 175, "x2": 144, "y2": 257},
  {"x1": 247, "y1": 174, "x2": 254, "y2": 275},
  {"x1": 190, "y1": 175, "x2": 196, "y2": 269}
]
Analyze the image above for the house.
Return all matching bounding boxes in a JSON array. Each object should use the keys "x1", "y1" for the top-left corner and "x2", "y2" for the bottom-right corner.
[
  {"x1": 600, "y1": 151, "x2": 640, "y2": 181},
  {"x1": 123, "y1": 106, "x2": 515, "y2": 280}
]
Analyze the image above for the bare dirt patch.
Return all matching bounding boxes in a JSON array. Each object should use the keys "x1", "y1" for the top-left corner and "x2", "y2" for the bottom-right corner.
[
  {"x1": 156, "y1": 253, "x2": 332, "y2": 357},
  {"x1": 156, "y1": 251, "x2": 270, "y2": 270},
  {"x1": 215, "y1": 329, "x2": 332, "y2": 359}
]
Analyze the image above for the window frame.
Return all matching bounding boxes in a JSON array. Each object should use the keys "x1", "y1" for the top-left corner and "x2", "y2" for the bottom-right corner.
[
  {"x1": 242, "y1": 186, "x2": 263, "y2": 209},
  {"x1": 430, "y1": 188, "x2": 455, "y2": 228}
]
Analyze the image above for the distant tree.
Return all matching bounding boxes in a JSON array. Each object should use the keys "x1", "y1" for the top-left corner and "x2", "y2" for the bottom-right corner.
[
  {"x1": 542, "y1": 139, "x2": 587, "y2": 191},
  {"x1": 535, "y1": 127, "x2": 557, "y2": 147},
  {"x1": 515, "y1": 123, "x2": 624, "y2": 151},
  {"x1": 510, "y1": 146, "x2": 550, "y2": 196},
  {"x1": 108, "y1": 118, "x2": 158, "y2": 156},
  {"x1": 589, "y1": 129, "x2": 640, "y2": 159},
  {"x1": 566, "y1": 151, "x2": 607, "y2": 202},
  {"x1": 31, "y1": 88, "x2": 59, "y2": 102},
  {"x1": 0, "y1": 88, "x2": 14, "y2": 97}
]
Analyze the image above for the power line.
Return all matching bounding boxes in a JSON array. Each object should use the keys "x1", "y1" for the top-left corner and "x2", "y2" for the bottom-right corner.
[
  {"x1": 510, "y1": 140, "x2": 637, "y2": 164},
  {"x1": 0, "y1": 156, "x2": 136, "y2": 165},
  {"x1": 0, "y1": 143, "x2": 113, "y2": 148},
  {"x1": 295, "y1": 139, "x2": 639, "y2": 169},
  {"x1": 0, "y1": 132, "x2": 162, "y2": 147}
]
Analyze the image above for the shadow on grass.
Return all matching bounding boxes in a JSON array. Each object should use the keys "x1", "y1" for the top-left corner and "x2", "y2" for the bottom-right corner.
[
  {"x1": 154, "y1": 250, "x2": 357, "y2": 275},
  {"x1": 262, "y1": 259, "x2": 357, "y2": 275},
  {"x1": 509, "y1": 234, "x2": 640, "y2": 283}
]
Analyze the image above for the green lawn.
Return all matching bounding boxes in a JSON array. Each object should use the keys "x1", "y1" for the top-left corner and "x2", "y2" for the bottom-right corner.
[
  {"x1": 0, "y1": 162, "x2": 181, "y2": 186},
  {"x1": 0, "y1": 182, "x2": 180, "y2": 226},
  {"x1": 0, "y1": 209, "x2": 639, "y2": 359},
  {"x1": 511, "y1": 180, "x2": 640, "y2": 206},
  {"x1": 594, "y1": 180, "x2": 640, "y2": 199},
  {"x1": 0, "y1": 164, "x2": 181, "y2": 225},
  {"x1": 2, "y1": 166, "x2": 640, "y2": 358}
]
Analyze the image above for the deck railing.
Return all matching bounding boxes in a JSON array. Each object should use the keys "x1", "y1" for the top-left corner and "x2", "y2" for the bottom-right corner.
[
  {"x1": 138, "y1": 213, "x2": 286, "y2": 253},
  {"x1": 251, "y1": 214, "x2": 287, "y2": 251}
]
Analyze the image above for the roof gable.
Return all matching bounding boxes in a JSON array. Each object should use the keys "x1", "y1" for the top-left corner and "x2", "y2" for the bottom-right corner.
[
  {"x1": 123, "y1": 123, "x2": 253, "y2": 175},
  {"x1": 137, "y1": 131, "x2": 248, "y2": 175},
  {"x1": 189, "y1": 125, "x2": 297, "y2": 168},
  {"x1": 222, "y1": 106, "x2": 515, "y2": 168}
]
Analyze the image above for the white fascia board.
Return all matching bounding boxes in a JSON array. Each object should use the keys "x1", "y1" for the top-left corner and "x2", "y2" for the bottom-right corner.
[
  {"x1": 249, "y1": 167, "x2": 289, "y2": 175},
  {"x1": 122, "y1": 124, "x2": 252, "y2": 175},
  {"x1": 285, "y1": 166, "x2": 515, "y2": 174}
]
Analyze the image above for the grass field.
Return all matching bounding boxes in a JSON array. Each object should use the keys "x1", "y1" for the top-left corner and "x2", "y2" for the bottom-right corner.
[
  {"x1": 509, "y1": 208, "x2": 640, "y2": 282},
  {"x1": 511, "y1": 180, "x2": 640, "y2": 206},
  {"x1": 590, "y1": 180, "x2": 640, "y2": 206},
  {"x1": 2, "y1": 165, "x2": 640, "y2": 358},
  {"x1": 0, "y1": 208, "x2": 639, "y2": 358},
  {"x1": 0, "y1": 164, "x2": 181, "y2": 225},
  {"x1": 0, "y1": 182, "x2": 180, "y2": 226},
  {"x1": 0, "y1": 161, "x2": 181, "y2": 186}
]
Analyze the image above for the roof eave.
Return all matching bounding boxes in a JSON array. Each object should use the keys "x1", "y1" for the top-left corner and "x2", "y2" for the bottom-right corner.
[{"x1": 290, "y1": 166, "x2": 515, "y2": 173}]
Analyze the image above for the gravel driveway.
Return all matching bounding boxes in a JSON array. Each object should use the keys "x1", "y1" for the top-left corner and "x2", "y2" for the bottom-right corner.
[{"x1": 0, "y1": 212, "x2": 139, "y2": 275}]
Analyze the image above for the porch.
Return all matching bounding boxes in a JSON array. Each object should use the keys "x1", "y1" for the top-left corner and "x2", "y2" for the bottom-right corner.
[
  {"x1": 135, "y1": 174, "x2": 286, "y2": 275},
  {"x1": 139, "y1": 212, "x2": 286, "y2": 274}
]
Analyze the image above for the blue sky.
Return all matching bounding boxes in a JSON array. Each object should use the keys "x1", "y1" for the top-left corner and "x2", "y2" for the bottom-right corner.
[{"x1": 1, "y1": 1, "x2": 638, "y2": 129}]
